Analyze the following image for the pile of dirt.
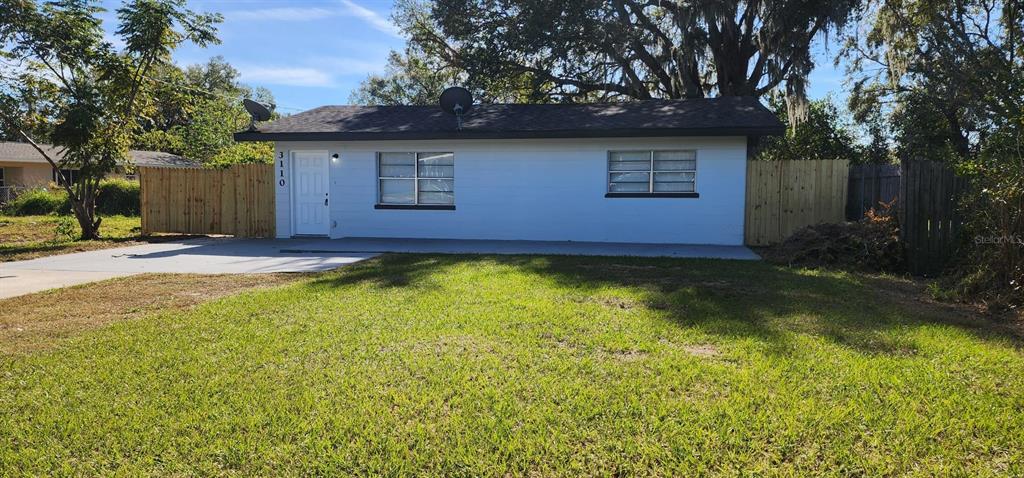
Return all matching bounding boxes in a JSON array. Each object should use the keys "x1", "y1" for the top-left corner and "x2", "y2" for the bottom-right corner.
[{"x1": 762, "y1": 211, "x2": 903, "y2": 273}]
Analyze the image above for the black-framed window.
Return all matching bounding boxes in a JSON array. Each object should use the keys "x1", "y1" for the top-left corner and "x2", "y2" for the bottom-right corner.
[
  {"x1": 608, "y1": 150, "x2": 697, "y2": 194},
  {"x1": 377, "y1": 152, "x2": 454, "y2": 206},
  {"x1": 53, "y1": 168, "x2": 78, "y2": 186},
  {"x1": 0, "y1": 167, "x2": 5, "y2": 187}
]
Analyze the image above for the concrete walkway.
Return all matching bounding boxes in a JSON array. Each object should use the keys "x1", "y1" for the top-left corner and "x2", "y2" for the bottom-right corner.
[
  {"x1": 1, "y1": 238, "x2": 377, "y2": 299},
  {"x1": 1, "y1": 237, "x2": 758, "y2": 299}
]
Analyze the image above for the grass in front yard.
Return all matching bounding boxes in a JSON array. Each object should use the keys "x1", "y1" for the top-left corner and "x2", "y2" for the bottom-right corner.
[
  {"x1": 0, "y1": 273, "x2": 304, "y2": 354},
  {"x1": 0, "y1": 214, "x2": 142, "y2": 261},
  {"x1": 1, "y1": 255, "x2": 1022, "y2": 475}
]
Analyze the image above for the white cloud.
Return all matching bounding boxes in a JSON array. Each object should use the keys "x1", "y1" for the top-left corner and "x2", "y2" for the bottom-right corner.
[
  {"x1": 237, "y1": 66, "x2": 336, "y2": 87},
  {"x1": 338, "y1": 0, "x2": 403, "y2": 38},
  {"x1": 224, "y1": 1, "x2": 402, "y2": 39}
]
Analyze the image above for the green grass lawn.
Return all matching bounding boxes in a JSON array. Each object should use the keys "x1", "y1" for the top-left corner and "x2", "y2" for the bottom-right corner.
[
  {"x1": 1, "y1": 255, "x2": 1022, "y2": 475},
  {"x1": 0, "y1": 214, "x2": 142, "y2": 261}
]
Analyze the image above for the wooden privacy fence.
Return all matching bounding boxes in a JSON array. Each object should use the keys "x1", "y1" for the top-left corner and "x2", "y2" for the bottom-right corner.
[
  {"x1": 745, "y1": 160, "x2": 850, "y2": 246},
  {"x1": 847, "y1": 163, "x2": 901, "y2": 220},
  {"x1": 139, "y1": 164, "x2": 275, "y2": 238},
  {"x1": 899, "y1": 160, "x2": 968, "y2": 276}
]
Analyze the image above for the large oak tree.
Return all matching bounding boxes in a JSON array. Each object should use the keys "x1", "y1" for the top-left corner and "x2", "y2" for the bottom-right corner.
[{"x1": 357, "y1": 0, "x2": 860, "y2": 113}]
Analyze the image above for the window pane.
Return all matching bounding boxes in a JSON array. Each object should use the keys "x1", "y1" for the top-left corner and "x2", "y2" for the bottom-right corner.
[
  {"x1": 609, "y1": 172, "x2": 650, "y2": 183},
  {"x1": 610, "y1": 151, "x2": 650, "y2": 162},
  {"x1": 655, "y1": 172, "x2": 695, "y2": 182},
  {"x1": 417, "y1": 165, "x2": 454, "y2": 178},
  {"x1": 654, "y1": 160, "x2": 696, "y2": 171},
  {"x1": 380, "y1": 179, "x2": 415, "y2": 204},
  {"x1": 418, "y1": 178, "x2": 453, "y2": 192},
  {"x1": 609, "y1": 182, "x2": 651, "y2": 192},
  {"x1": 653, "y1": 181, "x2": 695, "y2": 192},
  {"x1": 379, "y1": 165, "x2": 415, "y2": 177},
  {"x1": 609, "y1": 160, "x2": 651, "y2": 171},
  {"x1": 379, "y1": 152, "x2": 415, "y2": 166},
  {"x1": 418, "y1": 153, "x2": 454, "y2": 178},
  {"x1": 417, "y1": 152, "x2": 454, "y2": 165},
  {"x1": 418, "y1": 191, "x2": 454, "y2": 204},
  {"x1": 654, "y1": 151, "x2": 695, "y2": 161}
]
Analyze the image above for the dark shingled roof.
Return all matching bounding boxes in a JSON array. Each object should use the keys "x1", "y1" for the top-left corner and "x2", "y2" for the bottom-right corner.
[
  {"x1": 234, "y1": 96, "x2": 784, "y2": 142},
  {"x1": 0, "y1": 141, "x2": 198, "y2": 168}
]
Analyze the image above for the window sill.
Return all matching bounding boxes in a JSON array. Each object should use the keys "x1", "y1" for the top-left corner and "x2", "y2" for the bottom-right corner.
[
  {"x1": 605, "y1": 192, "x2": 699, "y2": 198},
  {"x1": 374, "y1": 204, "x2": 456, "y2": 210}
]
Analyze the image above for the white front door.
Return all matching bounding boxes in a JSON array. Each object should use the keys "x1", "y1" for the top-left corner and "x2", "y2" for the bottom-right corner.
[{"x1": 291, "y1": 151, "x2": 330, "y2": 236}]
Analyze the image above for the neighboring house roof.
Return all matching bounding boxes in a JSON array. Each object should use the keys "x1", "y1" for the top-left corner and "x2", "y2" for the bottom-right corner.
[
  {"x1": 0, "y1": 141, "x2": 198, "y2": 168},
  {"x1": 127, "y1": 150, "x2": 198, "y2": 168},
  {"x1": 234, "y1": 96, "x2": 785, "y2": 142}
]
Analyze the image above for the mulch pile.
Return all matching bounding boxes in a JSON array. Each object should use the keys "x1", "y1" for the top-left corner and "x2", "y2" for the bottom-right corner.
[{"x1": 761, "y1": 213, "x2": 903, "y2": 272}]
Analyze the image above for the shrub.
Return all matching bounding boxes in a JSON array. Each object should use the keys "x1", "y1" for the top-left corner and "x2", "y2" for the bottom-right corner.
[
  {"x1": 96, "y1": 179, "x2": 140, "y2": 216},
  {"x1": 207, "y1": 141, "x2": 273, "y2": 168},
  {"x1": 2, "y1": 179, "x2": 140, "y2": 217},
  {"x1": 53, "y1": 215, "x2": 77, "y2": 242},
  {"x1": 2, "y1": 188, "x2": 70, "y2": 216},
  {"x1": 943, "y1": 137, "x2": 1024, "y2": 310}
]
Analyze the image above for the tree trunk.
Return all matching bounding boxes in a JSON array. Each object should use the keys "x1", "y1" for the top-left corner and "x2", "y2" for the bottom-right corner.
[
  {"x1": 71, "y1": 178, "x2": 102, "y2": 240},
  {"x1": 0, "y1": 112, "x2": 105, "y2": 239}
]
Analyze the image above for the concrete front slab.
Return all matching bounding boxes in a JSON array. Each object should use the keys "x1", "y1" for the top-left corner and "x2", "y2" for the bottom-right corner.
[
  {"x1": 280, "y1": 237, "x2": 761, "y2": 260},
  {"x1": 1, "y1": 236, "x2": 757, "y2": 300},
  {"x1": 0, "y1": 269, "x2": 138, "y2": 299},
  {"x1": 1, "y1": 238, "x2": 378, "y2": 299},
  {"x1": 2, "y1": 239, "x2": 377, "y2": 276}
]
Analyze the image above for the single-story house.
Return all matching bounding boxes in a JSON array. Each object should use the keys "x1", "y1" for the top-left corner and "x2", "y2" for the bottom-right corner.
[
  {"x1": 234, "y1": 97, "x2": 784, "y2": 245},
  {"x1": 0, "y1": 141, "x2": 197, "y2": 188}
]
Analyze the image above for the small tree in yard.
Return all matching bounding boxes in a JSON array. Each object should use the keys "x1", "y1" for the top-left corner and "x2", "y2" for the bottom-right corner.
[{"x1": 0, "y1": 0, "x2": 220, "y2": 239}]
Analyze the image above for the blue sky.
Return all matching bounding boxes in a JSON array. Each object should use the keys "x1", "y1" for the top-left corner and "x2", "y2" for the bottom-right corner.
[{"x1": 99, "y1": 0, "x2": 848, "y2": 113}]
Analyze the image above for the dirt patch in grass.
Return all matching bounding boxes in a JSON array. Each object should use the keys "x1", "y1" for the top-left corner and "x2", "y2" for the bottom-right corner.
[
  {"x1": 0, "y1": 273, "x2": 304, "y2": 354},
  {"x1": 682, "y1": 344, "x2": 720, "y2": 358},
  {"x1": 588, "y1": 295, "x2": 639, "y2": 310},
  {"x1": 600, "y1": 348, "x2": 649, "y2": 362}
]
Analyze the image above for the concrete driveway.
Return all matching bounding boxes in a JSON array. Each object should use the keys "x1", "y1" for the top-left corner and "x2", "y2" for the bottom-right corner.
[
  {"x1": 1, "y1": 237, "x2": 758, "y2": 299},
  {"x1": 1, "y1": 238, "x2": 378, "y2": 299}
]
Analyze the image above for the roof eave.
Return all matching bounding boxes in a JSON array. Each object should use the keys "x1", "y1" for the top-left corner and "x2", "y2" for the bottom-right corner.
[{"x1": 234, "y1": 126, "x2": 786, "y2": 142}]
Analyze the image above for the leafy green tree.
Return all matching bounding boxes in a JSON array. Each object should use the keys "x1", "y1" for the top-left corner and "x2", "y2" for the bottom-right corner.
[
  {"x1": 0, "y1": 0, "x2": 220, "y2": 239},
  {"x1": 843, "y1": 0, "x2": 1022, "y2": 303},
  {"x1": 843, "y1": 0, "x2": 1022, "y2": 158},
  {"x1": 352, "y1": 1, "x2": 533, "y2": 105},
  {"x1": 757, "y1": 96, "x2": 864, "y2": 162},
  {"x1": 175, "y1": 97, "x2": 247, "y2": 162},
  {"x1": 0, "y1": 66, "x2": 61, "y2": 142},
  {"x1": 206, "y1": 142, "x2": 274, "y2": 168},
  {"x1": 136, "y1": 56, "x2": 275, "y2": 165},
  {"x1": 351, "y1": 50, "x2": 460, "y2": 106},
  {"x1": 370, "y1": 0, "x2": 859, "y2": 113}
]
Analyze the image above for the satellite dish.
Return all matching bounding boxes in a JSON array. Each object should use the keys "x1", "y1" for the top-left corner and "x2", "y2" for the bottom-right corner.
[
  {"x1": 439, "y1": 87, "x2": 473, "y2": 130},
  {"x1": 243, "y1": 99, "x2": 272, "y2": 131}
]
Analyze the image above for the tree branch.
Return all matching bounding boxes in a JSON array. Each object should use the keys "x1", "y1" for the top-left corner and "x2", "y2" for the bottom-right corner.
[
  {"x1": 0, "y1": 105, "x2": 79, "y2": 202},
  {"x1": 613, "y1": 0, "x2": 675, "y2": 96}
]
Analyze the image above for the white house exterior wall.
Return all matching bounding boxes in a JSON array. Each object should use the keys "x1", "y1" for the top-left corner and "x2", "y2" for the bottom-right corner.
[{"x1": 274, "y1": 136, "x2": 747, "y2": 245}]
